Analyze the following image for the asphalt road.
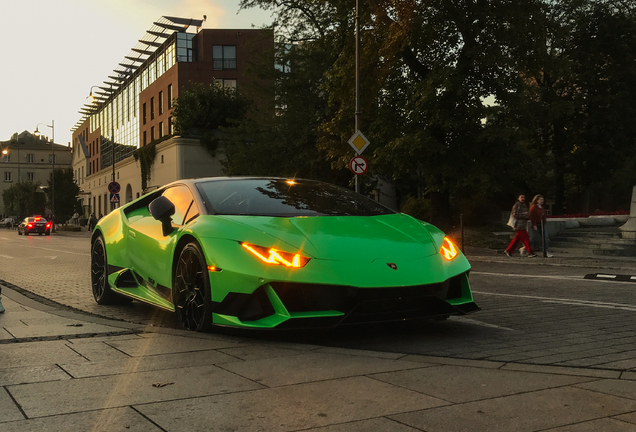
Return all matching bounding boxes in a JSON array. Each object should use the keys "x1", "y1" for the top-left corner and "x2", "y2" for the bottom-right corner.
[{"x1": 2, "y1": 228, "x2": 636, "y2": 371}]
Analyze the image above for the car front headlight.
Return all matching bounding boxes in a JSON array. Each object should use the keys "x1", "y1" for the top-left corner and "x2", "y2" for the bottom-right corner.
[
  {"x1": 439, "y1": 237, "x2": 459, "y2": 260},
  {"x1": 241, "y1": 242, "x2": 311, "y2": 268}
]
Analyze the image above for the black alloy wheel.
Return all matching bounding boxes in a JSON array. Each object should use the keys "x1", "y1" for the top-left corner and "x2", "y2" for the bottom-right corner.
[
  {"x1": 173, "y1": 242, "x2": 213, "y2": 332},
  {"x1": 91, "y1": 235, "x2": 124, "y2": 304}
]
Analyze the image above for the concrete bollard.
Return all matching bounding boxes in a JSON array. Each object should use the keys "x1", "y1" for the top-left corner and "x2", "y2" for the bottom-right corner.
[{"x1": 619, "y1": 186, "x2": 636, "y2": 240}]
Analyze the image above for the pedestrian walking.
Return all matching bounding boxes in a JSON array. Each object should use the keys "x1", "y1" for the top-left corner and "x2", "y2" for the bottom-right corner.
[
  {"x1": 89, "y1": 213, "x2": 97, "y2": 231},
  {"x1": 505, "y1": 195, "x2": 537, "y2": 258},
  {"x1": 529, "y1": 194, "x2": 553, "y2": 257}
]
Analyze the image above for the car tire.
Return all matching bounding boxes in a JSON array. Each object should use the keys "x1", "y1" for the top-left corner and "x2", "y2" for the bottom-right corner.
[
  {"x1": 173, "y1": 242, "x2": 213, "y2": 332},
  {"x1": 91, "y1": 235, "x2": 129, "y2": 305},
  {"x1": 45, "y1": 230, "x2": 50, "y2": 236},
  {"x1": 17, "y1": 230, "x2": 21, "y2": 235}
]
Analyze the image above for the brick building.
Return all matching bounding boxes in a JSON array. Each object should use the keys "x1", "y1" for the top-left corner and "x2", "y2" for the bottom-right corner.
[{"x1": 71, "y1": 16, "x2": 273, "y2": 217}]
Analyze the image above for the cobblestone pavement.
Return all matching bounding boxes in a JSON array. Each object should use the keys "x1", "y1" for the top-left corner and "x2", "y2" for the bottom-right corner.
[
  {"x1": 0, "y1": 229, "x2": 174, "y2": 328},
  {"x1": 3, "y1": 228, "x2": 636, "y2": 371}
]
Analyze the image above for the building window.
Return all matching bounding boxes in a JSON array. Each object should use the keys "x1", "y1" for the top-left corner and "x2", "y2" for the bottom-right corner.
[
  {"x1": 168, "y1": 116, "x2": 174, "y2": 134},
  {"x1": 159, "y1": 91, "x2": 163, "y2": 115},
  {"x1": 213, "y1": 45, "x2": 237, "y2": 70},
  {"x1": 143, "y1": 131, "x2": 147, "y2": 146},
  {"x1": 150, "y1": 97, "x2": 155, "y2": 120},
  {"x1": 143, "y1": 103, "x2": 147, "y2": 125},
  {"x1": 2, "y1": 154, "x2": 10, "y2": 163},
  {"x1": 4, "y1": 172, "x2": 11, "y2": 182},
  {"x1": 161, "y1": 155, "x2": 164, "y2": 164},
  {"x1": 49, "y1": 154, "x2": 56, "y2": 164},
  {"x1": 215, "y1": 79, "x2": 237, "y2": 89},
  {"x1": 27, "y1": 172, "x2": 34, "y2": 181},
  {"x1": 151, "y1": 126, "x2": 155, "y2": 142},
  {"x1": 159, "y1": 122, "x2": 164, "y2": 138},
  {"x1": 27, "y1": 154, "x2": 34, "y2": 163},
  {"x1": 168, "y1": 84, "x2": 173, "y2": 108}
]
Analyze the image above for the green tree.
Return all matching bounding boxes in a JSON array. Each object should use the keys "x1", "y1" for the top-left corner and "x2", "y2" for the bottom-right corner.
[
  {"x1": 568, "y1": 2, "x2": 636, "y2": 211},
  {"x1": 513, "y1": 0, "x2": 636, "y2": 213},
  {"x1": 172, "y1": 82, "x2": 250, "y2": 157},
  {"x1": 46, "y1": 168, "x2": 80, "y2": 224},
  {"x1": 241, "y1": 0, "x2": 546, "y2": 227},
  {"x1": 240, "y1": 0, "x2": 636, "y2": 222},
  {"x1": 2, "y1": 181, "x2": 46, "y2": 217},
  {"x1": 222, "y1": 36, "x2": 346, "y2": 182}
]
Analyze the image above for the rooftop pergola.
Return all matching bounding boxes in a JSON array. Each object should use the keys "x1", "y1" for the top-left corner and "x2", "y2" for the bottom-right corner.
[{"x1": 72, "y1": 15, "x2": 205, "y2": 132}]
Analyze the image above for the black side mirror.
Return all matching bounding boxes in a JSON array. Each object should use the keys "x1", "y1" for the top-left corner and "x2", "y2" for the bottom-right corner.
[{"x1": 149, "y1": 196, "x2": 176, "y2": 236}]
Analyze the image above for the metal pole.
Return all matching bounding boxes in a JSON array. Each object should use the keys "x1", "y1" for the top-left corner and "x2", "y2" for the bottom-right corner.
[
  {"x1": 51, "y1": 120, "x2": 55, "y2": 231},
  {"x1": 112, "y1": 142, "x2": 116, "y2": 211},
  {"x1": 460, "y1": 213, "x2": 464, "y2": 253},
  {"x1": 541, "y1": 219, "x2": 546, "y2": 258},
  {"x1": 354, "y1": 0, "x2": 361, "y2": 194},
  {"x1": 51, "y1": 121, "x2": 55, "y2": 214}
]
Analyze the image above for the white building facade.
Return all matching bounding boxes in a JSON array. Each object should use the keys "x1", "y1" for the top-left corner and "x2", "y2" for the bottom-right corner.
[{"x1": 0, "y1": 132, "x2": 72, "y2": 216}]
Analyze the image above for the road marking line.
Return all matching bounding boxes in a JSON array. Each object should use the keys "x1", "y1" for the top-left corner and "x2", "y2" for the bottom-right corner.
[
  {"x1": 596, "y1": 274, "x2": 617, "y2": 279},
  {"x1": 22, "y1": 246, "x2": 89, "y2": 257},
  {"x1": 0, "y1": 254, "x2": 14, "y2": 259},
  {"x1": 472, "y1": 271, "x2": 634, "y2": 284},
  {"x1": 541, "y1": 300, "x2": 636, "y2": 311},
  {"x1": 452, "y1": 316, "x2": 515, "y2": 331},
  {"x1": 473, "y1": 291, "x2": 636, "y2": 311},
  {"x1": 472, "y1": 271, "x2": 581, "y2": 281}
]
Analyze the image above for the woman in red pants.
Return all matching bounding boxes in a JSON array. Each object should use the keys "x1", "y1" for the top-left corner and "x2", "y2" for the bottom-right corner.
[{"x1": 505, "y1": 195, "x2": 537, "y2": 258}]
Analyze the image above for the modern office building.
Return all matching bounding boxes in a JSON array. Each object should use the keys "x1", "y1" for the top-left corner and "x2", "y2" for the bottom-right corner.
[
  {"x1": 0, "y1": 132, "x2": 72, "y2": 216},
  {"x1": 71, "y1": 16, "x2": 273, "y2": 216}
]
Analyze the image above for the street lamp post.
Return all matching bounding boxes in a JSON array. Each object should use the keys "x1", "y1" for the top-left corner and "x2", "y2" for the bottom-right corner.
[
  {"x1": 355, "y1": 0, "x2": 362, "y2": 194},
  {"x1": 34, "y1": 121, "x2": 55, "y2": 223},
  {"x1": 87, "y1": 85, "x2": 102, "y2": 104}
]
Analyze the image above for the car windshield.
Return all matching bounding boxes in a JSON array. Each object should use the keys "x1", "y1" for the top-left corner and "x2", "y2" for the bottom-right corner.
[{"x1": 195, "y1": 179, "x2": 396, "y2": 217}]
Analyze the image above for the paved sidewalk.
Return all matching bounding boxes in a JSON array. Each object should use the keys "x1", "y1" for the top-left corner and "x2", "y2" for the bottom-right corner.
[{"x1": 3, "y1": 284, "x2": 636, "y2": 431}]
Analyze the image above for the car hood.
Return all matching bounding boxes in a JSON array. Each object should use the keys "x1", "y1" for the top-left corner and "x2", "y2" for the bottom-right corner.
[{"x1": 204, "y1": 213, "x2": 439, "y2": 263}]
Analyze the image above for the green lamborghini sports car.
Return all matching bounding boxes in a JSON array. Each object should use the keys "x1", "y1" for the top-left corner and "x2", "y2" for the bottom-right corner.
[{"x1": 91, "y1": 177, "x2": 479, "y2": 331}]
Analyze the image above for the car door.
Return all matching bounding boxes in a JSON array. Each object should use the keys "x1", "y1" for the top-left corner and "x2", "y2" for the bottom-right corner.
[{"x1": 126, "y1": 185, "x2": 198, "y2": 297}]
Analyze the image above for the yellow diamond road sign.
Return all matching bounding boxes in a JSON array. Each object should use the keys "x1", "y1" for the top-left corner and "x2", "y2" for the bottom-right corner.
[{"x1": 348, "y1": 130, "x2": 370, "y2": 155}]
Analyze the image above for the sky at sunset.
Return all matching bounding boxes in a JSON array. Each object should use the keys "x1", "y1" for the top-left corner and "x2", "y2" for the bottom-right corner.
[{"x1": 0, "y1": 0, "x2": 272, "y2": 146}]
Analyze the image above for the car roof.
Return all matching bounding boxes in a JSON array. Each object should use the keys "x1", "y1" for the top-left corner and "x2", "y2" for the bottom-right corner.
[{"x1": 164, "y1": 176, "x2": 322, "y2": 189}]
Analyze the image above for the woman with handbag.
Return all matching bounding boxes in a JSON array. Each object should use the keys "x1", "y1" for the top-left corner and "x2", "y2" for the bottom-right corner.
[{"x1": 505, "y1": 195, "x2": 537, "y2": 257}]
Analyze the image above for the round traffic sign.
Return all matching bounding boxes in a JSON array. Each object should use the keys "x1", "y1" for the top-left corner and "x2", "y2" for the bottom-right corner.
[
  {"x1": 349, "y1": 156, "x2": 368, "y2": 175},
  {"x1": 108, "y1": 182, "x2": 121, "y2": 194}
]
